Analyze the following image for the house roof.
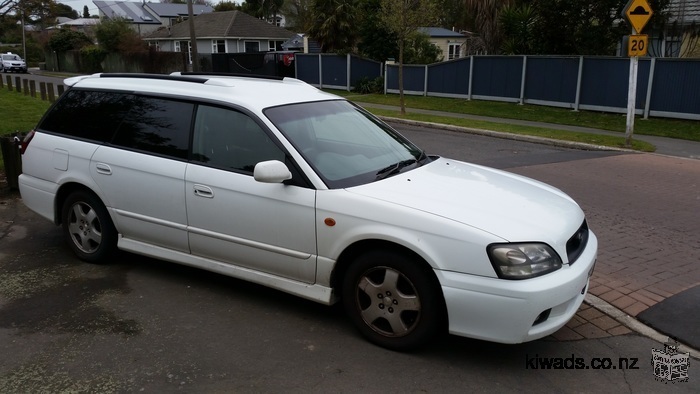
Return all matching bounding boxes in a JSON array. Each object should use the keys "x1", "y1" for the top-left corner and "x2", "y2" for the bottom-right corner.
[
  {"x1": 60, "y1": 18, "x2": 100, "y2": 27},
  {"x1": 144, "y1": 2, "x2": 212, "y2": 18},
  {"x1": 145, "y1": 10, "x2": 296, "y2": 40},
  {"x1": 93, "y1": 1, "x2": 159, "y2": 24},
  {"x1": 418, "y1": 27, "x2": 466, "y2": 38},
  {"x1": 667, "y1": 0, "x2": 700, "y2": 24}
]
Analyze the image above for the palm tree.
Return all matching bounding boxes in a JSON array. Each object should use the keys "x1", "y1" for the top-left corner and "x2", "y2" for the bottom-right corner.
[
  {"x1": 464, "y1": 0, "x2": 514, "y2": 54},
  {"x1": 308, "y1": 0, "x2": 359, "y2": 53}
]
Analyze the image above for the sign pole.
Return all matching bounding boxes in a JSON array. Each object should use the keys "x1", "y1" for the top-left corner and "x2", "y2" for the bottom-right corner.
[
  {"x1": 623, "y1": 0, "x2": 653, "y2": 148},
  {"x1": 625, "y1": 37, "x2": 638, "y2": 148}
]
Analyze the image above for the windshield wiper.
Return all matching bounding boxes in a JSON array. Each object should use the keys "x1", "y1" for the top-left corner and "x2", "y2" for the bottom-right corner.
[{"x1": 375, "y1": 159, "x2": 417, "y2": 180}]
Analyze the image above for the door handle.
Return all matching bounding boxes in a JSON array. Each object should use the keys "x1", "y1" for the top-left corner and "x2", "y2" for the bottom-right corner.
[
  {"x1": 193, "y1": 184, "x2": 214, "y2": 198},
  {"x1": 95, "y1": 163, "x2": 112, "y2": 175}
]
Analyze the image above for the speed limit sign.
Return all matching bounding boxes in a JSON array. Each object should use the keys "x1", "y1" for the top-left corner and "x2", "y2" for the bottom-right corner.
[{"x1": 628, "y1": 34, "x2": 649, "y2": 56}]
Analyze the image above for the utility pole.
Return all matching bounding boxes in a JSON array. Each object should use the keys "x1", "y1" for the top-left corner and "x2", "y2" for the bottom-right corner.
[{"x1": 187, "y1": 0, "x2": 199, "y2": 72}]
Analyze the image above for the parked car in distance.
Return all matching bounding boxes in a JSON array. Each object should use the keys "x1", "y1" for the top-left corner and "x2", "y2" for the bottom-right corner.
[
  {"x1": 1, "y1": 52, "x2": 27, "y2": 73},
  {"x1": 18, "y1": 73, "x2": 597, "y2": 350}
]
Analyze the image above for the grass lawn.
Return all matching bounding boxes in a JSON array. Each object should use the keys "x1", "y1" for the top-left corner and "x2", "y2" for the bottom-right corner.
[
  {"x1": 0, "y1": 88, "x2": 51, "y2": 172},
  {"x1": 331, "y1": 90, "x2": 700, "y2": 142}
]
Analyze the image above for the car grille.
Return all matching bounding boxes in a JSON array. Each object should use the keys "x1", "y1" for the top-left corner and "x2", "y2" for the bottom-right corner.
[{"x1": 566, "y1": 219, "x2": 589, "y2": 265}]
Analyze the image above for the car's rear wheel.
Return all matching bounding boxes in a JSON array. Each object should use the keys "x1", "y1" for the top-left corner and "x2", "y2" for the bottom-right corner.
[
  {"x1": 342, "y1": 249, "x2": 444, "y2": 351},
  {"x1": 61, "y1": 191, "x2": 117, "y2": 264}
]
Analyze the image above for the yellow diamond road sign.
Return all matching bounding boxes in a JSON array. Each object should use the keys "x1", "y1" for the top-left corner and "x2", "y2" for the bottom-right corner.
[{"x1": 625, "y1": 0, "x2": 653, "y2": 34}]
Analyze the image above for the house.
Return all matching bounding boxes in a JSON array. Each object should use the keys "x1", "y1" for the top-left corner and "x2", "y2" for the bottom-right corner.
[
  {"x1": 418, "y1": 27, "x2": 468, "y2": 61},
  {"x1": 92, "y1": 1, "x2": 212, "y2": 36},
  {"x1": 143, "y1": 2, "x2": 213, "y2": 29},
  {"x1": 52, "y1": 18, "x2": 100, "y2": 34},
  {"x1": 144, "y1": 11, "x2": 296, "y2": 57},
  {"x1": 656, "y1": 0, "x2": 700, "y2": 57}
]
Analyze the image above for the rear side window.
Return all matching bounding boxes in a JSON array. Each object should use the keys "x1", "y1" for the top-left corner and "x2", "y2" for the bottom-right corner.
[
  {"x1": 111, "y1": 97, "x2": 194, "y2": 160},
  {"x1": 39, "y1": 89, "x2": 132, "y2": 142}
]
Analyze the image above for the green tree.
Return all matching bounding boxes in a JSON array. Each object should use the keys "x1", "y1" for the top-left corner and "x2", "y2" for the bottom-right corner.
[
  {"x1": 308, "y1": 0, "x2": 359, "y2": 53},
  {"x1": 214, "y1": 1, "x2": 240, "y2": 12},
  {"x1": 83, "y1": 5, "x2": 89, "y2": 18},
  {"x1": 54, "y1": 3, "x2": 78, "y2": 19},
  {"x1": 528, "y1": 0, "x2": 624, "y2": 55},
  {"x1": 403, "y1": 31, "x2": 443, "y2": 64},
  {"x1": 464, "y1": 0, "x2": 513, "y2": 54},
  {"x1": 357, "y1": 0, "x2": 397, "y2": 61},
  {"x1": 499, "y1": 3, "x2": 536, "y2": 54},
  {"x1": 48, "y1": 27, "x2": 91, "y2": 52},
  {"x1": 380, "y1": 0, "x2": 438, "y2": 114},
  {"x1": 95, "y1": 17, "x2": 144, "y2": 53}
]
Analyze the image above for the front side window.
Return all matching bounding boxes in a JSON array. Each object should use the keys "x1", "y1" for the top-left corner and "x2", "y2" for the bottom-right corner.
[
  {"x1": 192, "y1": 105, "x2": 285, "y2": 173},
  {"x1": 111, "y1": 97, "x2": 194, "y2": 160},
  {"x1": 266, "y1": 100, "x2": 425, "y2": 188}
]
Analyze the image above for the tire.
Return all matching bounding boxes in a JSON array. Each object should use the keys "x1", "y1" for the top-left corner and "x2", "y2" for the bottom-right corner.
[
  {"x1": 342, "y1": 249, "x2": 445, "y2": 351},
  {"x1": 61, "y1": 191, "x2": 117, "y2": 264}
]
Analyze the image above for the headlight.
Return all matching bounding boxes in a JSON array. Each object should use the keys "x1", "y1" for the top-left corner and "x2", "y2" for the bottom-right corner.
[{"x1": 487, "y1": 243, "x2": 562, "y2": 280}]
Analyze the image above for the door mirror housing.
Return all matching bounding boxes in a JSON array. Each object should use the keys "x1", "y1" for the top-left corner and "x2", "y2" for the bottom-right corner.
[{"x1": 254, "y1": 160, "x2": 292, "y2": 183}]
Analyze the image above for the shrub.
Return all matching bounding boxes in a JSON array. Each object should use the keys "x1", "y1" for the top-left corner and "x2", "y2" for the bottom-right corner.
[{"x1": 354, "y1": 76, "x2": 384, "y2": 94}]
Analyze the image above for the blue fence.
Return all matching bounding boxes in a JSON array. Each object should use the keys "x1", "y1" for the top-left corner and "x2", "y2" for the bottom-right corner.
[{"x1": 296, "y1": 53, "x2": 700, "y2": 121}]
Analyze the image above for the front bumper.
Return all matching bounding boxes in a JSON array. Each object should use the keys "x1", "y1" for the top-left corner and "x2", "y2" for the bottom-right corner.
[{"x1": 437, "y1": 231, "x2": 598, "y2": 344}]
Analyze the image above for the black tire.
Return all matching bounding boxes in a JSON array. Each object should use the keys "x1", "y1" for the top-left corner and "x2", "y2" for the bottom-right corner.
[
  {"x1": 61, "y1": 190, "x2": 117, "y2": 264},
  {"x1": 342, "y1": 249, "x2": 445, "y2": 351}
]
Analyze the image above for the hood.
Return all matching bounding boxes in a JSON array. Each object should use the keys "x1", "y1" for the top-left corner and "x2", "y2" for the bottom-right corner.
[{"x1": 347, "y1": 157, "x2": 584, "y2": 244}]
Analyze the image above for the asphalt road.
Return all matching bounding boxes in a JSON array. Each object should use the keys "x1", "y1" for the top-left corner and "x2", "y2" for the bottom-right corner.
[{"x1": 1, "y1": 124, "x2": 697, "y2": 392}]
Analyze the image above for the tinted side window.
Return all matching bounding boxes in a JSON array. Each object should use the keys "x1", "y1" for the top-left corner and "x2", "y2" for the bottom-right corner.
[
  {"x1": 39, "y1": 89, "x2": 132, "y2": 142},
  {"x1": 192, "y1": 105, "x2": 285, "y2": 173},
  {"x1": 111, "y1": 97, "x2": 194, "y2": 160}
]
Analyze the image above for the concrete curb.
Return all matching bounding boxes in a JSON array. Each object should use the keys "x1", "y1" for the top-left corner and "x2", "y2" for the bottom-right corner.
[
  {"x1": 585, "y1": 294, "x2": 700, "y2": 360},
  {"x1": 379, "y1": 116, "x2": 639, "y2": 154}
]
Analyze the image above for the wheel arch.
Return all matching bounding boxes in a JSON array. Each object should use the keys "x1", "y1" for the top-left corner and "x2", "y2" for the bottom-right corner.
[
  {"x1": 53, "y1": 182, "x2": 105, "y2": 225},
  {"x1": 331, "y1": 239, "x2": 448, "y2": 325}
]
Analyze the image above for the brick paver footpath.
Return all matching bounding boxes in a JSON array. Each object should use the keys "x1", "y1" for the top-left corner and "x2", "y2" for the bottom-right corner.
[{"x1": 512, "y1": 153, "x2": 700, "y2": 340}]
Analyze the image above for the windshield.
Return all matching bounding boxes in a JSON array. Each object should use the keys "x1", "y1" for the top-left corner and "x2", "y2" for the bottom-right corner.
[
  {"x1": 2, "y1": 54, "x2": 20, "y2": 61},
  {"x1": 265, "y1": 100, "x2": 428, "y2": 188}
]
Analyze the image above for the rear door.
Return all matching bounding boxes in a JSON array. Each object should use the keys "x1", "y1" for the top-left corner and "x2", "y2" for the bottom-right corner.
[
  {"x1": 90, "y1": 95, "x2": 193, "y2": 253},
  {"x1": 185, "y1": 104, "x2": 317, "y2": 283}
]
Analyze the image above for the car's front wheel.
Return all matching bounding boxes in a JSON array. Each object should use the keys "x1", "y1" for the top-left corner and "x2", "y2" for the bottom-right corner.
[
  {"x1": 342, "y1": 249, "x2": 445, "y2": 351},
  {"x1": 61, "y1": 190, "x2": 117, "y2": 263}
]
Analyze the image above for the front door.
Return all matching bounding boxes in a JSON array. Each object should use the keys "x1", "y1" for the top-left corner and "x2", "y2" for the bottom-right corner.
[{"x1": 185, "y1": 104, "x2": 317, "y2": 283}]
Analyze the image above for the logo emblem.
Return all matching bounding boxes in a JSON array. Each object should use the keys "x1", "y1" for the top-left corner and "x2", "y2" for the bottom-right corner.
[{"x1": 651, "y1": 338, "x2": 690, "y2": 383}]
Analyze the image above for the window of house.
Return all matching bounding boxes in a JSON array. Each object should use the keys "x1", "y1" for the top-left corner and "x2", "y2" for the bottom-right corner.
[
  {"x1": 448, "y1": 43, "x2": 461, "y2": 60},
  {"x1": 244, "y1": 41, "x2": 260, "y2": 53},
  {"x1": 268, "y1": 40, "x2": 284, "y2": 51},
  {"x1": 149, "y1": 41, "x2": 160, "y2": 51},
  {"x1": 175, "y1": 41, "x2": 192, "y2": 64},
  {"x1": 212, "y1": 40, "x2": 226, "y2": 53}
]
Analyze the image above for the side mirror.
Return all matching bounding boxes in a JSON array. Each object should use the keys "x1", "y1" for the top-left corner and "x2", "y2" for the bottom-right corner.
[{"x1": 253, "y1": 160, "x2": 292, "y2": 183}]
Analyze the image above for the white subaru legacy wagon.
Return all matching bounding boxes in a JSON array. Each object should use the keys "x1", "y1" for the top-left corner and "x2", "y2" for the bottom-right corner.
[{"x1": 18, "y1": 73, "x2": 597, "y2": 350}]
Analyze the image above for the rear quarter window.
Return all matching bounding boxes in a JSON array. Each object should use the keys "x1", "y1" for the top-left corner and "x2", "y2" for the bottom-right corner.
[{"x1": 38, "y1": 89, "x2": 132, "y2": 143}]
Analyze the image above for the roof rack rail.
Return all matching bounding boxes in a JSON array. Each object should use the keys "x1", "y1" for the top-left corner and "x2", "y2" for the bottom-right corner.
[
  {"x1": 99, "y1": 73, "x2": 208, "y2": 84},
  {"x1": 180, "y1": 72, "x2": 284, "y2": 81}
]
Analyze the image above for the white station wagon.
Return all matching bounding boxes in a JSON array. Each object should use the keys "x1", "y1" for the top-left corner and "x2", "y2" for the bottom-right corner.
[{"x1": 18, "y1": 73, "x2": 597, "y2": 350}]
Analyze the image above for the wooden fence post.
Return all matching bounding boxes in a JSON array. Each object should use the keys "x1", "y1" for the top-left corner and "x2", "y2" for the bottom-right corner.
[
  {"x1": 23, "y1": 79, "x2": 29, "y2": 96},
  {"x1": 6, "y1": 75, "x2": 13, "y2": 91},
  {"x1": 47, "y1": 83, "x2": 56, "y2": 102},
  {"x1": 14, "y1": 76, "x2": 21, "y2": 93},
  {"x1": 40, "y1": 82, "x2": 47, "y2": 101},
  {"x1": 30, "y1": 80, "x2": 36, "y2": 98}
]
